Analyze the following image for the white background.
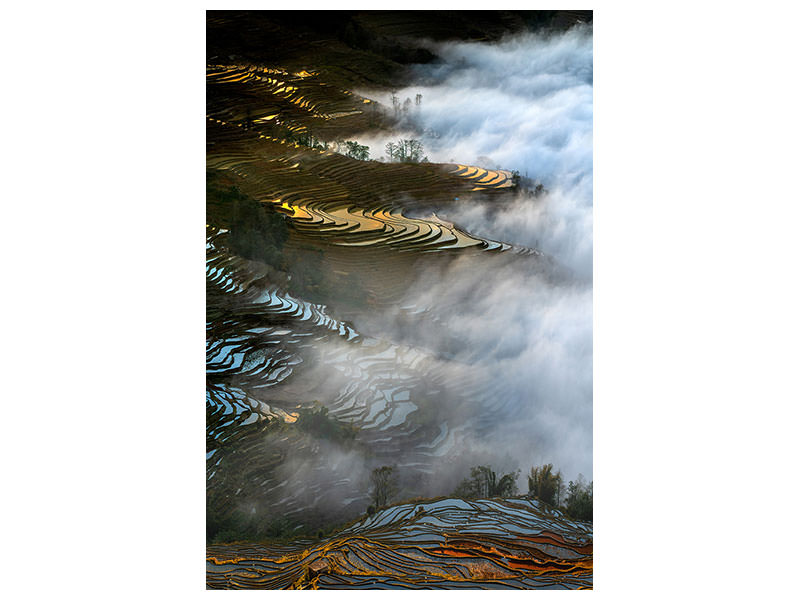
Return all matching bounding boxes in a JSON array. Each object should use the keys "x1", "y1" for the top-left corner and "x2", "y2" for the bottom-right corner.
[{"x1": 3, "y1": 1, "x2": 799, "y2": 598}]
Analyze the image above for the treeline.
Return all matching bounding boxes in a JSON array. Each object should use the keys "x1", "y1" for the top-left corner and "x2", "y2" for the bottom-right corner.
[
  {"x1": 366, "y1": 462, "x2": 592, "y2": 522},
  {"x1": 258, "y1": 127, "x2": 430, "y2": 166},
  {"x1": 286, "y1": 133, "x2": 429, "y2": 165},
  {"x1": 284, "y1": 133, "x2": 372, "y2": 161},
  {"x1": 453, "y1": 465, "x2": 518, "y2": 498},
  {"x1": 452, "y1": 463, "x2": 592, "y2": 522}
]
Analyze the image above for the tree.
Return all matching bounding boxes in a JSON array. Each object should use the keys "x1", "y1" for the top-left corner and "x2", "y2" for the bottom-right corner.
[
  {"x1": 403, "y1": 139, "x2": 421, "y2": 162},
  {"x1": 370, "y1": 466, "x2": 397, "y2": 508},
  {"x1": 385, "y1": 139, "x2": 427, "y2": 163},
  {"x1": 296, "y1": 130, "x2": 328, "y2": 150},
  {"x1": 343, "y1": 140, "x2": 369, "y2": 160},
  {"x1": 454, "y1": 466, "x2": 519, "y2": 498},
  {"x1": 408, "y1": 139, "x2": 426, "y2": 162},
  {"x1": 564, "y1": 475, "x2": 593, "y2": 521},
  {"x1": 528, "y1": 464, "x2": 563, "y2": 507},
  {"x1": 385, "y1": 141, "x2": 397, "y2": 162}
]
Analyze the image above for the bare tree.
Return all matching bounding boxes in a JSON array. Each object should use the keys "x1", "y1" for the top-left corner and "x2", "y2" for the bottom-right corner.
[
  {"x1": 385, "y1": 139, "x2": 427, "y2": 163},
  {"x1": 406, "y1": 139, "x2": 423, "y2": 162},
  {"x1": 385, "y1": 141, "x2": 397, "y2": 162}
]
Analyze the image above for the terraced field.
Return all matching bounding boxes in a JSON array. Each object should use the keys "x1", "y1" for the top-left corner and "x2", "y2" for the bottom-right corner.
[
  {"x1": 207, "y1": 63, "x2": 377, "y2": 140},
  {"x1": 206, "y1": 223, "x2": 511, "y2": 531},
  {"x1": 449, "y1": 164, "x2": 515, "y2": 191},
  {"x1": 205, "y1": 113, "x2": 516, "y2": 242},
  {"x1": 207, "y1": 498, "x2": 592, "y2": 590},
  {"x1": 207, "y1": 10, "x2": 591, "y2": 590}
]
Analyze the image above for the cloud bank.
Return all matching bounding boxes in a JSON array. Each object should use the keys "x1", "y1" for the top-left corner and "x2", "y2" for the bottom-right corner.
[
  {"x1": 356, "y1": 25, "x2": 593, "y2": 277},
  {"x1": 345, "y1": 26, "x2": 594, "y2": 486}
]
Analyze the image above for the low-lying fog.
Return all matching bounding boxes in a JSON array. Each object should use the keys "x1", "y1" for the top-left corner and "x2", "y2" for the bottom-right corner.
[{"x1": 350, "y1": 25, "x2": 593, "y2": 486}]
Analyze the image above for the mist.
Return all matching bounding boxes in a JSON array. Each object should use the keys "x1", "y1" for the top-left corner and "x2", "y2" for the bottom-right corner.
[
  {"x1": 209, "y1": 26, "x2": 594, "y2": 524},
  {"x1": 354, "y1": 25, "x2": 592, "y2": 272},
  {"x1": 348, "y1": 26, "x2": 594, "y2": 485}
]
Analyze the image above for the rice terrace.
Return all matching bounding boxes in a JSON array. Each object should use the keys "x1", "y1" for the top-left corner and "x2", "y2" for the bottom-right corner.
[{"x1": 206, "y1": 10, "x2": 593, "y2": 590}]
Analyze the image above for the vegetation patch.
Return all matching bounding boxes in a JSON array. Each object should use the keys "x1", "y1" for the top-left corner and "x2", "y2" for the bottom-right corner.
[{"x1": 206, "y1": 169, "x2": 289, "y2": 271}]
